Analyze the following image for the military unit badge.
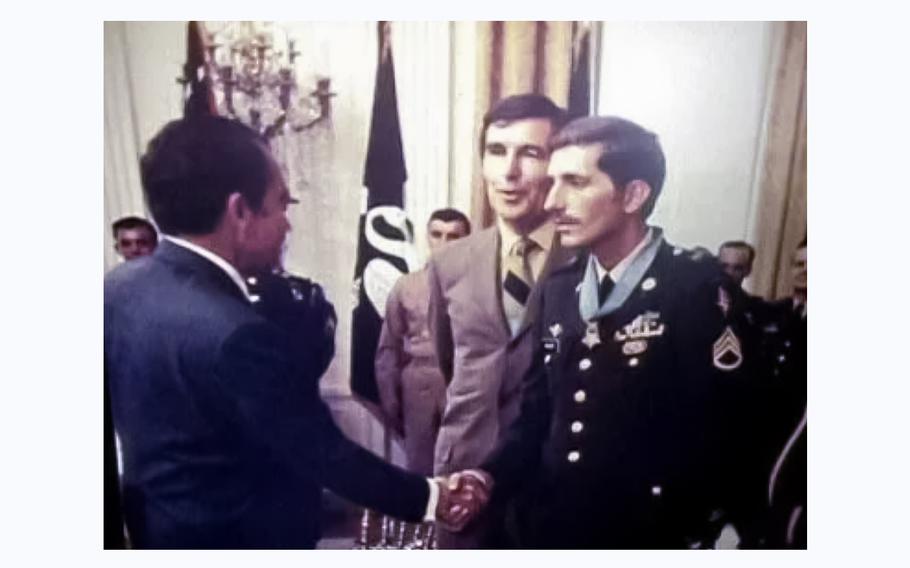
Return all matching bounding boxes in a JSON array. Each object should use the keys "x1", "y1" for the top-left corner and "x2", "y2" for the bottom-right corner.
[
  {"x1": 712, "y1": 326, "x2": 743, "y2": 370},
  {"x1": 543, "y1": 323, "x2": 563, "y2": 354}
]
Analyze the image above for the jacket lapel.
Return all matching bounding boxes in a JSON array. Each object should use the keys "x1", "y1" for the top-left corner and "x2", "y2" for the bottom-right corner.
[{"x1": 471, "y1": 227, "x2": 512, "y2": 339}]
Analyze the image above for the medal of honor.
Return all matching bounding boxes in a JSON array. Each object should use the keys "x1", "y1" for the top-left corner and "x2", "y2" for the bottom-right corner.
[{"x1": 582, "y1": 322, "x2": 602, "y2": 349}]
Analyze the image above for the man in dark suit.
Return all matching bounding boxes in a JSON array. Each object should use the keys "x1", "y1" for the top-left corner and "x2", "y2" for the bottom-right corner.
[
  {"x1": 427, "y1": 94, "x2": 571, "y2": 548},
  {"x1": 447, "y1": 116, "x2": 764, "y2": 548},
  {"x1": 104, "y1": 116, "x2": 466, "y2": 549}
]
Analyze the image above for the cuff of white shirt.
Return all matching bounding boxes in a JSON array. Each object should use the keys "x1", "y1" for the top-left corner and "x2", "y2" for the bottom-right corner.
[
  {"x1": 424, "y1": 478, "x2": 439, "y2": 522},
  {"x1": 461, "y1": 469, "x2": 491, "y2": 486}
]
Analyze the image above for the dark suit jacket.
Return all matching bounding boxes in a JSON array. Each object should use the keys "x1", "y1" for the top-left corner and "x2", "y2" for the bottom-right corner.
[
  {"x1": 482, "y1": 239, "x2": 764, "y2": 548},
  {"x1": 103, "y1": 372, "x2": 125, "y2": 548},
  {"x1": 105, "y1": 240, "x2": 428, "y2": 549}
]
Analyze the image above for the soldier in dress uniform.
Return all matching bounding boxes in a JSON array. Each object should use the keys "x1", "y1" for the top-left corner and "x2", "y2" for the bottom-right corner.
[
  {"x1": 755, "y1": 238, "x2": 807, "y2": 548},
  {"x1": 762, "y1": 238, "x2": 807, "y2": 418},
  {"x1": 451, "y1": 116, "x2": 764, "y2": 548}
]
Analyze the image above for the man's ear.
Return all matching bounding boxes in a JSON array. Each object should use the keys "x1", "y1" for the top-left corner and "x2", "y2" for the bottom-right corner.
[
  {"x1": 622, "y1": 180, "x2": 652, "y2": 215},
  {"x1": 225, "y1": 192, "x2": 251, "y2": 224}
]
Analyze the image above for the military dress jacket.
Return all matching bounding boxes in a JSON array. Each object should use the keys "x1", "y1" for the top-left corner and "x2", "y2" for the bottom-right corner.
[{"x1": 483, "y1": 233, "x2": 762, "y2": 548}]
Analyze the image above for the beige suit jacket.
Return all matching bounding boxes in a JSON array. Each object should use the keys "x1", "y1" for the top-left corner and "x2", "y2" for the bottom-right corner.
[{"x1": 427, "y1": 225, "x2": 571, "y2": 475}]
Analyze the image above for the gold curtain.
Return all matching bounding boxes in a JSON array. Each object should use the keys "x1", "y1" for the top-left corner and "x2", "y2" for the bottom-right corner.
[
  {"x1": 469, "y1": 21, "x2": 575, "y2": 228},
  {"x1": 751, "y1": 21, "x2": 807, "y2": 300}
]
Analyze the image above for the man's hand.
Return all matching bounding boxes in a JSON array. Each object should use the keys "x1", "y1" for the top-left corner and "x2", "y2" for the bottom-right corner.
[{"x1": 434, "y1": 470, "x2": 494, "y2": 532}]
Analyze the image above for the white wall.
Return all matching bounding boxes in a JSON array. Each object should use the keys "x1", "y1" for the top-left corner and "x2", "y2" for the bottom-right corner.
[
  {"x1": 103, "y1": 22, "x2": 185, "y2": 269},
  {"x1": 597, "y1": 21, "x2": 778, "y2": 255}
]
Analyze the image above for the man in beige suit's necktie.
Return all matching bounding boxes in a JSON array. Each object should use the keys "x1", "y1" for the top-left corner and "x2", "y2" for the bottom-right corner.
[{"x1": 427, "y1": 94, "x2": 571, "y2": 548}]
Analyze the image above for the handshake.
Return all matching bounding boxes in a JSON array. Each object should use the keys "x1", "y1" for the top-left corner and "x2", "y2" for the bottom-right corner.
[{"x1": 433, "y1": 470, "x2": 494, "y2": 532}]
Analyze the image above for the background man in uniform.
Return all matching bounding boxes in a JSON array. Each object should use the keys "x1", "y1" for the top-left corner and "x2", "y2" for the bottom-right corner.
[
  {"x1": 427, "y1": 94, "x2": 570, "y2": 548},
  {"x1": 451, "y1": 116, "x2": 762, "y2": 548},
  {"x1": 104, "y1": 116, "x2": 471, "y2": 548},
  {"x1": 759, "y1": 237, "x2": 807, "y2": 545},
  {"x1": 717, "y1": 240, "x2": 772, "y2": 323},
  {"x1": 718, "y1": 240, "x2": 756, "y2": 289},
  {"x1": 758, "y1": 237, "x2": 807, "y2": 436},
  {"x1": 111, "y1": 216, "x2": 158, "y2": 261},
  {"x1": 375, "y1": 208, "x2": 471, "y2": 475}
]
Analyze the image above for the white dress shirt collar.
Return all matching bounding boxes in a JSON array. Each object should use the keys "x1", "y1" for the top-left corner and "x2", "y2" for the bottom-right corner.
[
  {"x1": 163, "y1": 235, "x2": 250, "y2": 300},
  {"x1": 497, "y1": 217, "x2": 555, "y2": 256}
]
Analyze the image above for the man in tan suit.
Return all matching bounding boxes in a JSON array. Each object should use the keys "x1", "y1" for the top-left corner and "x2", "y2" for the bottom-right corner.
[
  {"x1": 375, "y1": 208, "x2": 471, "y2": 475},
  {"x1": 427, "y1": 94, "x2": 570, "y2": 548}
]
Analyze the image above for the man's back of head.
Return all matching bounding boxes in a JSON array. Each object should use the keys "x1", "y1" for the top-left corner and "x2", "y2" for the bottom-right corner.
[
  {"x1": 139, "y1": 115, "x2": 292, "y2": 275},
  {"x1": 140, "y1": 116, "x2": 274, "y2": 237}
]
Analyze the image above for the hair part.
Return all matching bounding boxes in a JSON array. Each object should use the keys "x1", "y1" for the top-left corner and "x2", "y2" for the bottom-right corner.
[
  {"x1": 549, "y1": 116, "x2": 666, "y2": 219},
  {"x1": 479, "y1": 93, "x2": 568, "y2": 156},
  {"x1": 140, "y1": 116, "x2": 276, "y2": 236},
  {"x1": 428, "y1": 208, "x2": 471, "y2": 234}
]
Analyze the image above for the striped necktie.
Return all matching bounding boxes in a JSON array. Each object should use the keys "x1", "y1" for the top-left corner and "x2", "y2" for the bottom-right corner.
[{"x1": 502, "y1": 237, "x2": 537, "y2": 332}]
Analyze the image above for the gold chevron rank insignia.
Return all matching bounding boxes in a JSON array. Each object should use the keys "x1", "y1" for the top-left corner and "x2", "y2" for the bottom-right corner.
[{"x1": 712, "y1": 326, "x2": 743, "y2": 371}]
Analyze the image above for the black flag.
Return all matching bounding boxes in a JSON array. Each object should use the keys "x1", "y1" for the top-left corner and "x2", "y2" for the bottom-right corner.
[
  {"x1": 351, "y1": 22, "x2": 417, "y2": 405},
  {"x1": 182, "y1": 21, "x2": 217, "y2": 118},
  {"x1": 567, "y1": 22, "x2": 591, "y2": 120}
]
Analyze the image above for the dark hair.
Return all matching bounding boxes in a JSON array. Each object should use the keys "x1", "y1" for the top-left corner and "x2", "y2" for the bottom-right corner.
[
  {"x1": 140, "y1": 116, "x2": 274, "y2": 236},
  {"x1": 428, "y1": 208, "x2": 471, "y2": 234},
  {"x1": 550, "y1": 116, "x2": 666, "y2": 218},
  {"x1": 719, "y1": 240, "x2": 756, "y2": 264},
  {"x1": 479, "y1": 93, "x2": 567, "y2": 155},
  {"x1": 111, "y1": 216, "x2": 158, "y2": 242}
]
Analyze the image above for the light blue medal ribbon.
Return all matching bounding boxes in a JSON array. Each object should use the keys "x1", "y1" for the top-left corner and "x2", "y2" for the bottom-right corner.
[{"x1": 579, "y1": 228, "x2": 665, "y2": 321}]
